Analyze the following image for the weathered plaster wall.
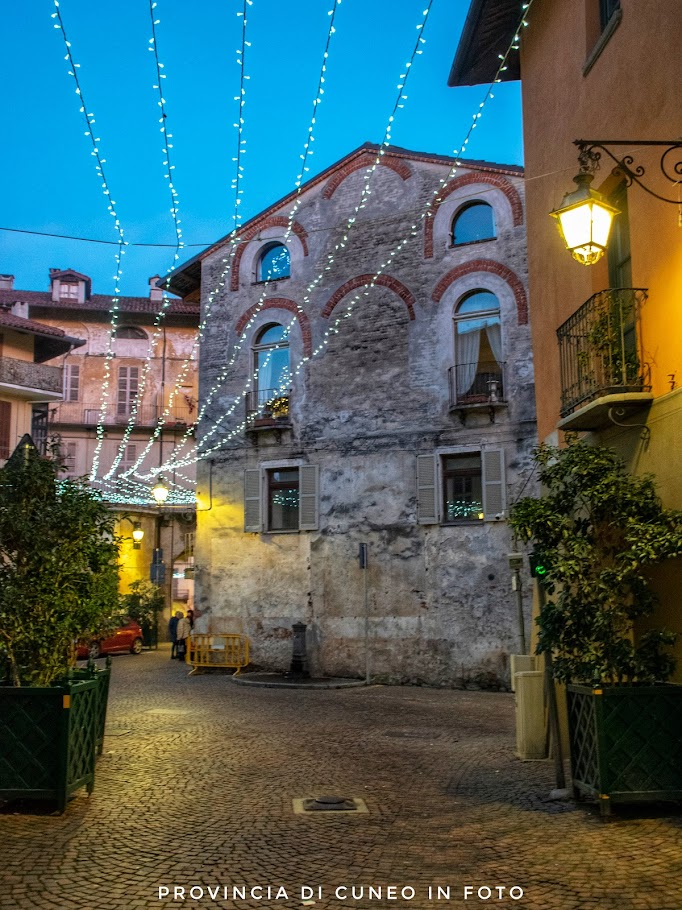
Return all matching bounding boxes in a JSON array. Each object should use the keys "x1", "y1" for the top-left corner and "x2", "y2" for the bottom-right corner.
[{"x1": 195, "y1": 152, "x2": 537, "y2": 687}]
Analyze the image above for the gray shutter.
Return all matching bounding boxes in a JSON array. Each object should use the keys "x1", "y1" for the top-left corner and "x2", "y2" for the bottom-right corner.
[
  {"x1": 482, "y1": 447, "x2": 506, "y2": 520},
  {"x1": 299, "y1": 464, "x2": 319, "y2": 531},
  {"x1": 417, "y1": 454, "x2": 438, "y2": 524},
  {"x1": 244, "y1": 469, "x2": 262, "y2": 532}
]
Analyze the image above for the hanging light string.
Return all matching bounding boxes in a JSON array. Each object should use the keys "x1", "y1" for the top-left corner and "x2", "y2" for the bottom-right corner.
[
  {"x1": 151, "y1": 0, "x2": 533, "y2": 477},
  {"x1": 231, "y1": 0, "x2": 251, "y2": 229},
  {"x1": 118, "y1": 0, "x2": 268, "y2": 483},
  {"x1": 122, "y1": 0, "x2": 344, "y2": 483},
  {"x1": 146, "y1": 0, "x2": 436, "y2": 473},
  {"x1": 105, "y1": 0, "x2": 188, "y2": 480},
  {"x1": 50, "y1": 1, "x2": 129, "y2": 482}
]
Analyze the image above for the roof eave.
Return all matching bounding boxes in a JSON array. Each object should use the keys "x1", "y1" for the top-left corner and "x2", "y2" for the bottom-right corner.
[{"x1": 448, "y1": 0, "x2": 521, "y2": 87}]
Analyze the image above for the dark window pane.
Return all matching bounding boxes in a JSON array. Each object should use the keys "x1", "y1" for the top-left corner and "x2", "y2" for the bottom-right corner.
[
  {"x1": 268, "y1": 469, "x2": 299, "y2": 531},
  {"x1": 600, "y1": 0, "x2": 619, "y2": 30},
  {"x1": 442, "y1": 454, "x2": 483, "y2": 523},
  {"x1": 256, "y1": 323, "x2": 287, "y2": 345},
  {"x1": 260, "y1": 244, "x2": 290, "y2": 281},
  {"x1": 607, "y1": 184, "x2": 632, "y2": 289},
  {"x1": 453, "y1": 203, "x2": 496, "y2": 245}
]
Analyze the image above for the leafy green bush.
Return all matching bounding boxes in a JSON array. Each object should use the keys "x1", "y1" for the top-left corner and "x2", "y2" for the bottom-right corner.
[
  {"x1": 120, "y1": 579, "x2": 163, "y2": 641},
  {"x1": 510, "y1": 442, "x2": 682, "y2": 686},
  {"x1": 0, "y1": 441, "x2": 120, "y2": 686}
]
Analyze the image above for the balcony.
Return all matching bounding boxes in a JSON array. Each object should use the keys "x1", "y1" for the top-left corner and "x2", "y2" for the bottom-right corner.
[
  {"x1": 49, "y1": 402, "x2": 196, "y2": 429},
  {"x1": 0, "y1": 356, "x2": 62, "y2": 401},
  {"x1": 557, "y1": 288, "x2": 652, "y2": 431},
  {"x1": 448, "y1": 362, "x2": 506, "y2": 423},
  {"x1": 245, "y1": 388, "x2": 292, "y2": 433}
]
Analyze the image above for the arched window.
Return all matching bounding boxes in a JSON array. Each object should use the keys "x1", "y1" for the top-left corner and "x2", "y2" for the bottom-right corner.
[
  {"x1": 114, "y1": 325, "x2": 147, "y2": 340},
  {"x1": 258, "y1": 243, "x2": 290, "y2": 282},
  {"x1": 251, "y1": 323, "x2": 290, "y2": 417},
  {"x1": 452, "y1": 202, "x2": 496, "y2": 245},
  {"x1": 453, "y1": 291, "x2": 503, "y2": 402}
]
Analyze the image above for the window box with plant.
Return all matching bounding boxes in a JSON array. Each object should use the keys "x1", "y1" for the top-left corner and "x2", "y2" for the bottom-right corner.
[
  {"x1": 0, "y1": 436, "x2": 120, "y2": 812},
  {"x1": 510, "y1": 441, "x2": 682, "y2": 815}
]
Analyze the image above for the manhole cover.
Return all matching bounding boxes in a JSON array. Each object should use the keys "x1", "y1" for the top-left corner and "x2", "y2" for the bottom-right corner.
[{"x1": 293, "y1": 797, "x2": 369, "y2": 815}]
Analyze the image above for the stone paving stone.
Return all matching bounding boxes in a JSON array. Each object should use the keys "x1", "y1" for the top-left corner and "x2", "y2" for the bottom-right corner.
[{"x1": 0, "y1": 647, "x2": 681, "y2": 910}]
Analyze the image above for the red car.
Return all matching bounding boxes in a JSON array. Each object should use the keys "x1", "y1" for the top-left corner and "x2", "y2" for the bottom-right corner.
[{"x1": 77, "y1": 618, "x2": 144, "y2": 660}]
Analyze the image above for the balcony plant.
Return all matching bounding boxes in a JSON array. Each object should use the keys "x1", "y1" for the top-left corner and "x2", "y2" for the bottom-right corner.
[
  {"x1": 0, "y1": 435, "x2": 120, "y2": 811},
  {"x1": 510, "y1": 441, "x2": 682, "y2": 814}
]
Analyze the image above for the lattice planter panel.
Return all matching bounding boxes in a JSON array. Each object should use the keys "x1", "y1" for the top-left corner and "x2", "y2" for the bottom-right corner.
[
  {"x1": 0, "y1": 678, "x2": 99, "y2": 812},
  {"x1": 567, "y1": 683, "x2": 682, "y2": 815},
  {"x1": 70, "y1": 663, "x2": 111, "y2": 755}
]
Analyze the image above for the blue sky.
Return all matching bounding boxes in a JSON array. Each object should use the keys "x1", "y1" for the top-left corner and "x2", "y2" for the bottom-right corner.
[{"x1": 1, "y1": 0, "x2": 523, "y2": 297}]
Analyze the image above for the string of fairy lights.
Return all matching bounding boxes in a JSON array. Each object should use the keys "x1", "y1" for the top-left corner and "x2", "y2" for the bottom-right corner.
[
  {"x1": 147, "y1": 0, "x2": 534, "y2": 478},
  {"x1": 50, "y1": 1, "x2": 128, "y2": 483},
  {"x1": 231, "y1": 0, "x2": 250, "y2": 228},
  {"x1": 104, "y1": 0, "x2": 188, "y2": 481},
  {"x1": 118, "y1": 0, "x2": 345, "y2": 487},
  {"x1": 125, "y1": 0, "x2": 434, "y2": 482},
  {"x1": 47, "y1": 0, "x2": 533, "y2": 504}
]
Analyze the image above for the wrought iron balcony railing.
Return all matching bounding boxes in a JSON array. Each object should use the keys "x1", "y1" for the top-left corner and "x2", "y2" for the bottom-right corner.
[
  {"x1": 557, "y1": 288, "x2": 650, "y2": 417},
  {"x1": 245, "y1": 388, "x2": 291, "y2": 426},
  {"x1": 448, "y1": 362, "x2": 505, "y2": 409},
  {"x1": 48, "y1": 402, "x2": 195, "y2": 428}
]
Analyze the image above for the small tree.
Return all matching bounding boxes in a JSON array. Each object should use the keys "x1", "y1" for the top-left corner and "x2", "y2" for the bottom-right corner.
[
  {"x1": 509, "y1": 442, "x2": 682, "y2": 686},
  {"x1": 120, "y1": 579, "x2": 164, "y2": 645},
  {"x1": 0, "y1": 439, "x2": 120, "y2": 686}
]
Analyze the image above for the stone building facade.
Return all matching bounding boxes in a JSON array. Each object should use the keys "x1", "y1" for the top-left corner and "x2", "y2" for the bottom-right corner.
[{"x1": 169, "y1": 144, "x2": 537, "y2": 686}]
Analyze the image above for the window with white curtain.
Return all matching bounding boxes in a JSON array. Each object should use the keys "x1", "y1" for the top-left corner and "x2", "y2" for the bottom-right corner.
[
  {"x1": 452, "y1": 290, "x2": 502, "y2": 403},
  {"x1": 251, "y1": 323, "x2": 290, "y2": 416}
]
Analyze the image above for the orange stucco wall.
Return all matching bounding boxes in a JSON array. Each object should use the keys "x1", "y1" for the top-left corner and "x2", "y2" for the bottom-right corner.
[{"x1": 520, "y1": 0, "x2": 682, "y2": 442}]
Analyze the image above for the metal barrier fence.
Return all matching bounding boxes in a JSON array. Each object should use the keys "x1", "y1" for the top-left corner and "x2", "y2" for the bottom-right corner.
[{"x1": 187, "y1": 634, "x2": 250, "y2": 675}]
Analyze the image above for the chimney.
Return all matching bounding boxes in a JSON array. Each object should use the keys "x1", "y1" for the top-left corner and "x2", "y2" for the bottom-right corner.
[
  {"x1": 11, "y1": 300, "x2": 29, "y2": 319},
  {"x1": 0, "y1": 275, "x2": 15, "y2": 291},
  {"x1": 149, "y1": 275, "x2": 164, "y2": 302}
]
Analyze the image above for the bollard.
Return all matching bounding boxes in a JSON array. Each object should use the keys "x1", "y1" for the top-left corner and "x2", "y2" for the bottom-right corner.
[{"x1": 287, "y1": 622, "x2": 310, "y2": 679}]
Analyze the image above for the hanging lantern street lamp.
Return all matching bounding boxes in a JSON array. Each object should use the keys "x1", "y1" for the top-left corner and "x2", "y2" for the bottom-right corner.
[
  {"x1": 551, "y1": 171, "x2": 620, "y2": 266},
  {"x1": 151, "y1": 475, "x2": 169, "y2": 506},
  {"x1": 552, "y1": 139, "x2": 682, "y2": 266}
]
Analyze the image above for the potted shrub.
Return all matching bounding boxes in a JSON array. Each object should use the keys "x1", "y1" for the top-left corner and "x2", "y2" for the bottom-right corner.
[
  {"x1": 510, "y1": 441, "x2": 682, "y2": 815},
  {"x1": 0, "y1": 436, "x2": 120, "y2": 811}
]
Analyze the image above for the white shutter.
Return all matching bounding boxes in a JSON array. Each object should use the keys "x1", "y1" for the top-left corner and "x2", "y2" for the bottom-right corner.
[
  {"x1": 482, "y1": 447, "x2": 506, "y2": 520},
  {"x1": 244, "y1": 469, "x2": 262, "y2": 532},
  {"x1": 299, "y1": 464, "x2": 319, "y2": 531},
  {"x1": 416, "y1": 454, "x2": 438, "y2": 524}
]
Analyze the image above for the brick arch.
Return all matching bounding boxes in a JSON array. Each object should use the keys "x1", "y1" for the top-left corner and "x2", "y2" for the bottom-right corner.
[
  {"x1": 322, "y1": 274, "x2": 416, "y2": 321},
  {"x1": 235, "y1": 298, "x2": 312, "y2": 356},
  {"x1": 431, "y1": 260, "x2": 528, "y2": 325},
  {"x1": 424, "y1": 172, "x2": 524, "y2": 258},
  {"x1": 322, "y1": 153, "x2": 412, "y2": 200},
  {"x1": 230, "y1": 217, "x2": 309, "y2": 291}
]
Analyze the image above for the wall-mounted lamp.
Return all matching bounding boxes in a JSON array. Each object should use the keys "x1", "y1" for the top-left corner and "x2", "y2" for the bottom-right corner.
[
  {"x1": 552, "y1": 139, "x2": 682, "y2": 266},
  {"x1": 151, "y1": 475, "x2": 169, "y2": 506},
  {"x1": 118, "y1": 516, "x2": 145, "y2": 549}
]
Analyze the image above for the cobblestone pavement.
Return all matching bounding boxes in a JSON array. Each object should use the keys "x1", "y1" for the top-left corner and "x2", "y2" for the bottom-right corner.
[{"x1": 1, "y1": 648, "x2": 681, "y2": 910}]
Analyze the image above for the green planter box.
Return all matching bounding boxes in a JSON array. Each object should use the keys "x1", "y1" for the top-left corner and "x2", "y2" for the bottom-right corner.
[
  {"x1": 567, "y1": 683, "x2": 682, "y2": 815},
  {"x1": 69, "y1": 661, "x2": 112, "y2": 755},
  {"x1": 0, "y1": 677, "x2": 99, "y2": 813}
]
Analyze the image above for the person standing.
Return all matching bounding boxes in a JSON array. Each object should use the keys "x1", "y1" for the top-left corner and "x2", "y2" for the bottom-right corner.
[
  {"x1": 168, "y1": 611, "x2": 181, "y2": 659},
  {"x1": 175, "y1": 611, "x2": 191, "y2": 663}
]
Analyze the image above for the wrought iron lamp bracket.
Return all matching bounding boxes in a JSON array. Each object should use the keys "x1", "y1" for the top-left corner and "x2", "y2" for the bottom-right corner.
[{"x1": 574, "y1": 139, "x2": 682, "y2": 205}]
